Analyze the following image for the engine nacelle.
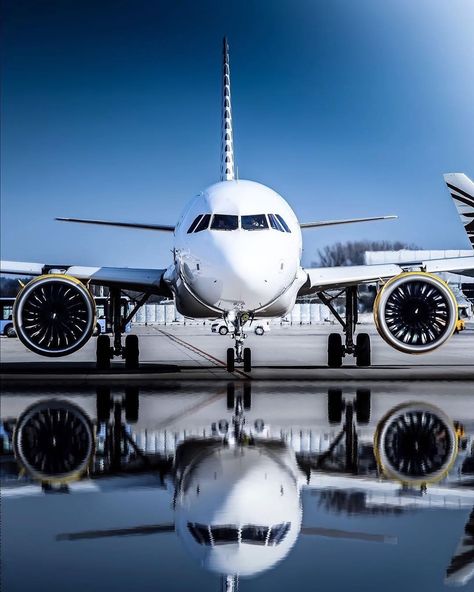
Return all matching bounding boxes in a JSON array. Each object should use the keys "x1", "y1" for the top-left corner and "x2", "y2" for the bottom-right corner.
[
  {"x1": 374, "y1": 402, "x2": 458, "y2": 486},
  {"x1": 13, "y1": 400, "x2": 94, "y2": 484},
  {"x1": 13, "y1": 274, "x2": 96, "y2": 357},
  {"x1": 373, "y1": 272, "x2": 457, "y2": 354}
]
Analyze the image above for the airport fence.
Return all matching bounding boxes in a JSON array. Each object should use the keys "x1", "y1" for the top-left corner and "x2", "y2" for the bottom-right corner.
[{"x1": 130, "y1": 302, "x2": 334, "y2": 326}]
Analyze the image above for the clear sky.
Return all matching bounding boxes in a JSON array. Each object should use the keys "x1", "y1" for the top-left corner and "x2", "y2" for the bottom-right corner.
[{"x1": 1, "y1": 0, "x2": 473, "y2": 268}]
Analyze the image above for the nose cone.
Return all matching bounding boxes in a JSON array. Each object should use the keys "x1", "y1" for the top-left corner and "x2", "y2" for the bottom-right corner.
[{"x1": 191, "y1": 233, "x2": 293, "y2": 311}]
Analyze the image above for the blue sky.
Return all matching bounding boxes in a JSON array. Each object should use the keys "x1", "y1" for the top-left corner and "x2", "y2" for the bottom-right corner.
[{"x1": 1, "y1": 0, "x2": 473, "y2": 268}]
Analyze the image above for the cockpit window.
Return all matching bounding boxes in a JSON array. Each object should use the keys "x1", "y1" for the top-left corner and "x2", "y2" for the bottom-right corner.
[
  {"x1": 194, "y1": 214, "x2": 211, "y2": 233},
  {"x1": 188, "y1": 523, "x2": 212, "y2": 545},
  {"x1": 241, "y1": 525, "x2": 269, "y2": 544},
  {"x1": 268, "y1": 213, "x2": 284, "y2": 232},
  {"x1": 187, "y1": 522, "x2": 290, "y2": 546},
  {"x1": 241, "y1": 214, "x2": 268, "y2": 231},
  {"x1": 187, "y1": 215, "x2": 203, "y2": 234},
  {"x1": 267, "y1": 522, "x2": 291, "y2": 545},
  {"x1": 211, "y1": 526, "x2": 239, "y2": 545},
  {"x1": 275, "y1": 215, "x2": 291, "y2": 233},
  {"x1": 211, "y1": 214, "x2": 238, "y2": 231}
]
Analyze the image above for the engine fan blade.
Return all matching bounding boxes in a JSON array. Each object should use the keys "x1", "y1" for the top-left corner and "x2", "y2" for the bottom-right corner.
[
  {"x1": 301, "y1": 527, "x2": 397, "y2": 544},
  {"x1": 56, "y1": 523, "x2": 175, "y2": 541}
]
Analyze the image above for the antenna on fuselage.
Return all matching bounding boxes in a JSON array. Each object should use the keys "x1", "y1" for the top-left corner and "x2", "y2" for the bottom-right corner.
[{"x1": 220, "y1": 37, "x2": 235, "y2": 182}]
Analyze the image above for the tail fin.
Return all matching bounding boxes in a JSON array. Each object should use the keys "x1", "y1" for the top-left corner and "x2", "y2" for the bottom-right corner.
[
  {"x1": 444, "y1": 173, "x2": 474, "y2": 249},
  {"x1": 220, "y1": 38, "x2": 235, "y2": 181},
  {"x1": 445, "y1": 507, "x2": 474, "y2": 587}
]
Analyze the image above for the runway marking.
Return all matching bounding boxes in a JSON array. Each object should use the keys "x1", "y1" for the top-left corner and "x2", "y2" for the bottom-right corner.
[{"x1": 155, "y1": 328, "x2": 252, "y2": 379}]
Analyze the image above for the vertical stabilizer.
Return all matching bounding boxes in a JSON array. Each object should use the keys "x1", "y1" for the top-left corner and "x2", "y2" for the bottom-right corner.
[
  {"x1": 445, "y1": 507, "x2": 474, "y2": 587},
  {"x1": 444, "y1": 173, "x2": 474, "y2": 249},
  {"x1": 220, "y1": 38, "x2": 235, "y2": 181}
]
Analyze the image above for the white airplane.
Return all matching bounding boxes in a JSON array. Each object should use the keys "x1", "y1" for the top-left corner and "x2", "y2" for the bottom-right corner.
[{"x1": 1, "y1": 39, "x2": 474, "y2": 371}]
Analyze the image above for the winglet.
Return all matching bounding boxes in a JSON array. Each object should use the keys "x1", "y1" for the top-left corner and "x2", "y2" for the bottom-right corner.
[{"x1": 220, "y1": 37, "x2": 235, "y2": 181}]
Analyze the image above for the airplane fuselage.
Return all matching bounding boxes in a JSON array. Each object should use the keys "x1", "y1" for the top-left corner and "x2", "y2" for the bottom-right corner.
[{"x1": 165, "y1": 179, "x2": 307, "y2": 318}]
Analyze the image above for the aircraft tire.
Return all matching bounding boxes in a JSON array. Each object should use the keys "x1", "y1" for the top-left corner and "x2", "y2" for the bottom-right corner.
[
  {"x1": 125, "y1": 387, "x2": 139, "y2": 423},
  {"x1": 328, "y1": 388, "x2": 343, "y2": 424},
  {"x1": 243, "y1": 383, "x2": 251, "y2": 409},
  {"x1": 328, "y1": 333, "x2": 343, "y2": 368},
  {"x1": 226, "y1": 383, "x2": 235, "y2": 409},
  {"x1": 96, "y1": 386, "x2": 112, "y2": 423},
  {"x1": 96, "y1": 335, "x2": 111, "y2": 370},
  {"x1": 355, "y1": 388, "x2": 371, "y2": 424},
  {"x1": 124, "y1": 335, "x2": 139, "y2": 370},
  {"x1": 243, "y1": 348, "x2": 252, "y2": 372},
  {"x1": 227, "y1": 348, "x2": 235, "y2": 372},
  {"x1": 355, "y1": 333, "x2": 371, "y2": 367}
]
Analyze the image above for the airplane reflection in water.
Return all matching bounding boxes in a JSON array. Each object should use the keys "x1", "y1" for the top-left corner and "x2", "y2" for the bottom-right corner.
[{"x1": 2, "y1": 384, "x2": 474, "y2": 590}]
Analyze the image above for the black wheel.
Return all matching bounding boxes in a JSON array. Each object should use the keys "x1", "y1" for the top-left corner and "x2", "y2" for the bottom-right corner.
[
  {"x1": 219, "y1": 325, "x2": 229, "y2": 335},
  {"x1": 328, "y1": 389, "x2": 343, "y2": 424},
  {"x1": 255, "y1": 326, "x2": 264, "y2": 336},
  {"x1": 96, "y1": 386, "x2": 112, "y2": 423},
  {"x1": 124, "y1": 334, "x2": 139, "y2": 370},
  {"x1": 125, "y1": 387, "x2": 139, "y2": 423},
  {"x1": 328, "y1": 333, "x2": 343, "y2": 368},
  {"x1": 226, "y1": 383, "x2": 235, "y2": 409},
  {"x1": 227, "y1": 348, "x2": 235, "y2": 372},
  {"x1": 355, "y1": 389, "x2": 371, "y2": 424},
  {"x1": 243, "y1": 383, "x2": 251, "y2": 410},
  {"x1": 5, "y1": 324, "x2": 16, "y2": 338},
  {"x1": 96, "y1": 335, "x2": 111, "y2": 370},
  {"x1": 356, "y1": 333, "x2": 371, "y2": 367},
  {"x1": 243, "y1": 348, "x2": 252, "y2": 372}
]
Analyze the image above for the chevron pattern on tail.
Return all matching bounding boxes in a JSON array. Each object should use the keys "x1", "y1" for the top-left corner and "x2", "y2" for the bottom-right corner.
[{"x1": 444, "y1": 173, "x2": 474, "y2": 249}]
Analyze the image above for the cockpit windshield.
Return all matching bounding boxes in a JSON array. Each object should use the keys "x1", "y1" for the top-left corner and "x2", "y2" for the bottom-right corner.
[
  {"x1": 194, "y1": 214, "x2": 211, "y2": 233},
  {"x1": 186, "y1": 213, "x2": 290, "y2": 233},
  {"x1": 241, "y1": 214, "x2": 268, "y2": 230},
  {"x1": 211, "y1": 214, "x2": 239, "y2": 231},
  {"x1": 211, "y1": 526, "x2": 239, "y2": 545},
  {"x1": 187, "y1": 522, "x2": 291, "y2": 546},
  {"x1": 241, "y1": 525, "x2": 268, "y2": 544}
]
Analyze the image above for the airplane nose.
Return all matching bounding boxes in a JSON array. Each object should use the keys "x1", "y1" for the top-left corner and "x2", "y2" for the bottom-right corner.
[{"x1": 190, "y1": 238, "x2": 289, "y2": 311}]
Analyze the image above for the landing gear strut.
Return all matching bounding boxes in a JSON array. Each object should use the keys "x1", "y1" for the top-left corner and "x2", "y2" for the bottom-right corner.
[
  {"x1": 95, "y1": 288, "x2": 147, "y2": 371},
  {"x1": 319, "y1": 286, "x2": 371, "y2": 368},
  {"x1": 226, "y1": 312, "x2": 252, "y2": 372}
]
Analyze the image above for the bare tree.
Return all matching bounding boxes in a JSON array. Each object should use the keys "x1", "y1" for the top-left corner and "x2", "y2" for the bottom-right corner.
[{"x1": 314, "y1": 240, "x2": 419, "y2": 267}]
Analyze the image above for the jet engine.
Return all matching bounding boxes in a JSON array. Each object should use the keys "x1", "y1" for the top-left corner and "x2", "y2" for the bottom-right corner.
[
  {"x1": 13, "y1": 400, "x2": 94, "y2": 484},
  {"x1": 13, "y1": 274, "x2": 96, "y2": 356},
  {"x1": 373, "y1": 272, "x2": 457, "y2": 354},
  {"x1": 374, "y1": 402, "x2": 458, "y2": 485}
]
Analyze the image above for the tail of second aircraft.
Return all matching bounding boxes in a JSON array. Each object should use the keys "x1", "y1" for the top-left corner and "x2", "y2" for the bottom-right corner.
[{"x1": 444, "y1": 173, "x2": 474, "y2": 249}]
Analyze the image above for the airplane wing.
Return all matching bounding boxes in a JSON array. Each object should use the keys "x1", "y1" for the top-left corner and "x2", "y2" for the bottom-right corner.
[
  {"x1": 300, "y1": 215, "x2": 397, "y2": 229},
  {"x1": 0, "y1": 260, "x2": 172, "y2": 297},
  {"x1": 299, "y1": 256, "x2": 474, "y2": 295},
  {"x1": 55, "y1": 217, "x2": 175, "y2": 232}
]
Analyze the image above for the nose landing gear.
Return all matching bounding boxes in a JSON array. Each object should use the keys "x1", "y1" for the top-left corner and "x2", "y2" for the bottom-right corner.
[{"x1": 226, "y1": 312, "x2": 252, "y2": 372}]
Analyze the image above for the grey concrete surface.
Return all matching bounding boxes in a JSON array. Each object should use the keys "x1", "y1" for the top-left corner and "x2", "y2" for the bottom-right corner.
[{"x1": 1, "y1": 323, "x2": 473, "y2": 381}]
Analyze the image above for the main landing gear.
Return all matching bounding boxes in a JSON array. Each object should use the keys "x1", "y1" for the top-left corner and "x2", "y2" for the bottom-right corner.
[
  {"x1": 226, "y1": 312, "x2": 252, "y2": 373},
  {"x1": 318, "y1": 286, "x2": 371, "y2": 368},
  {"x1": 96, "y1": 288, "x2": 148, "y2": 371}
]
